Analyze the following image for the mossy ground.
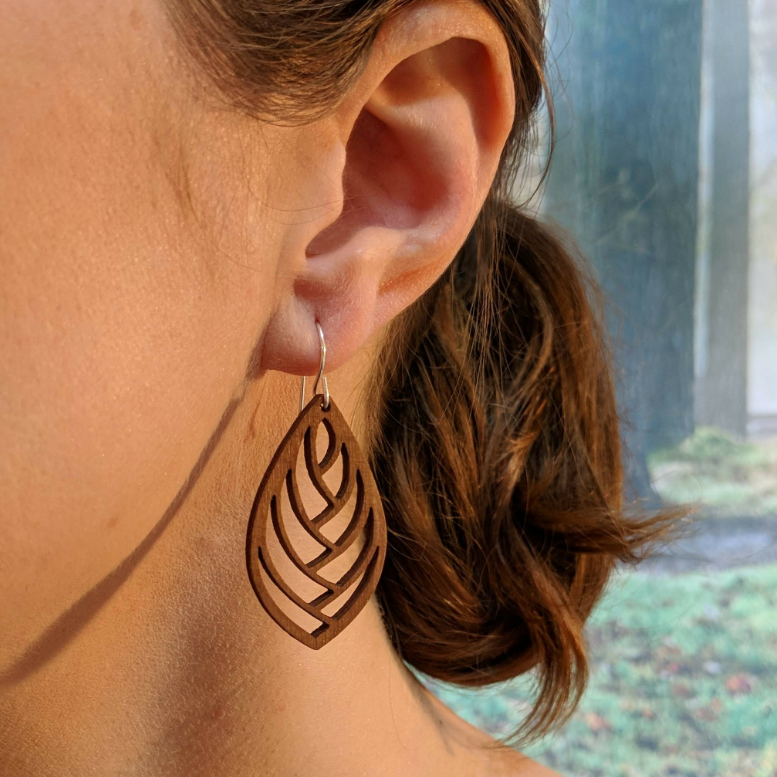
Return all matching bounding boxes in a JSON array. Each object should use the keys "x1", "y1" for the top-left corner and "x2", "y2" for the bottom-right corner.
[
  {"x1": 648, "y1": 427, "x2": 777, "y2": 518},
  {"x1": 425, "y1": 430, "x2": 777, "y2": 775},
  {"x1": 426, "y1": 564, "x2": 777, "y2": 777}
]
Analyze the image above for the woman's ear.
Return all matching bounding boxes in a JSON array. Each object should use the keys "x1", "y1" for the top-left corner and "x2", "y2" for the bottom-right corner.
[{"x1": 260, "y1": 0, "x2": 515, "y2": 376}]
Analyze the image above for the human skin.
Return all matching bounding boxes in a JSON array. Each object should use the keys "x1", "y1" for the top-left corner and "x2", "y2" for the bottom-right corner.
[{"x1": 0, "y1": 0, "x2": 559, "y2": 774}]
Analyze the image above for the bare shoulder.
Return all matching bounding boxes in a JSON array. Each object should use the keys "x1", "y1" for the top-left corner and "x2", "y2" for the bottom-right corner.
[
  {"x1": 481, "y1": 746, "x2": 565, "y2": 777},
  {"x1": 415, "y1": 682, "x2": 565, "y2": 777}
]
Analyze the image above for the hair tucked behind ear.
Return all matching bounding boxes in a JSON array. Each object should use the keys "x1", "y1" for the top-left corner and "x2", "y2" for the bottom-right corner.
[{"x1": 164, "y1": 0, "x2": 678, "y2": 744}]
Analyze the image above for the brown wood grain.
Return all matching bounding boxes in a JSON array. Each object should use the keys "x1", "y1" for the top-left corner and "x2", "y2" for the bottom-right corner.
[{"x1": 246, "y1": 393, "x2": 387, "y2": 649}]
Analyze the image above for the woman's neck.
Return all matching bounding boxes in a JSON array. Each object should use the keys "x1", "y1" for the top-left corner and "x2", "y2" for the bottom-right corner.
[{"x1": 0, "y1": 379, "x2": 495, "y2": 777}]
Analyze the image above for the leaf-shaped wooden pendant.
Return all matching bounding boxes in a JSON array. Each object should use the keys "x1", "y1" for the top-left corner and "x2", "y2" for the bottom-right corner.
[{"x1": 246, "y1": 393, "x2": 387, "y2": 649}]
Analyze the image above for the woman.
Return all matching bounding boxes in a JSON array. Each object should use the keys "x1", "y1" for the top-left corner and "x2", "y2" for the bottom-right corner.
[{"x1": 0, "y1": 0, "x2": 669, "y2": 774}]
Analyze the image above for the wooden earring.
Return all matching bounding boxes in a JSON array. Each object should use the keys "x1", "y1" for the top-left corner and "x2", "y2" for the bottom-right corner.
[{"x1": 245, "y1": 321, "x2": 387, "y2": 649}]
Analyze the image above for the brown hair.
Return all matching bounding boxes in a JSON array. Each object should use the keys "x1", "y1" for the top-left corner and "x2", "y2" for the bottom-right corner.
[{"x1": 162, "y1": 0, "x2": 675, "y2": 741}]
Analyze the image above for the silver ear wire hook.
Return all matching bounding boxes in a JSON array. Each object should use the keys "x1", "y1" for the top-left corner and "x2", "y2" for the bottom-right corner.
[{"x1": 300, "y1": 321, "x2": 330, "y2": 412}]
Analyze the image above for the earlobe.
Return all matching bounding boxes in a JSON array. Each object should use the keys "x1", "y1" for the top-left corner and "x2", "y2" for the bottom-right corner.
[{"x1": 260, "y1": 0, "x2": 515, "y2": 378}]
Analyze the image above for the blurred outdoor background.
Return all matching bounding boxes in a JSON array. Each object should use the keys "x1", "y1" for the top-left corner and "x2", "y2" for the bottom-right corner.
[{"x1": 423, "y1": 1, "x2": 777, "y2": 775}]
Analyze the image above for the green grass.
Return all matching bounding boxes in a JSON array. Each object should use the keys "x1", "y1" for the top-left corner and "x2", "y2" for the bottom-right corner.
[
  {"x1": 648, "y1": 428, "x2": 777, "y2": 518},
  {"x1": 423, "y1": 563, "x2": 777, "y2": 777}
]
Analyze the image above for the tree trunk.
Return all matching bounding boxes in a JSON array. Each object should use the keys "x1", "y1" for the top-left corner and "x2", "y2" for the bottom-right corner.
[
  {"x1": 695, "y1": 0, "x2": 751, "y2": 437},
  {"x1": 544, "y1": 0, "x2": 704, "y2": 502}
]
